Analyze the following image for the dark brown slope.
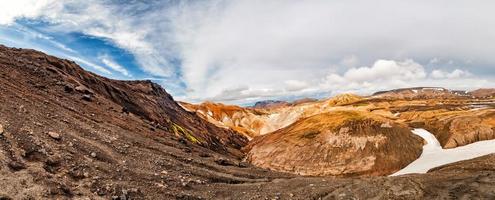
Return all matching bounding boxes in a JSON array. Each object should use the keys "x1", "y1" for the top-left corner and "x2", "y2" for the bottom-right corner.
[{"x1": 0, "y1": 45, "x2": 247, "y2": 156}]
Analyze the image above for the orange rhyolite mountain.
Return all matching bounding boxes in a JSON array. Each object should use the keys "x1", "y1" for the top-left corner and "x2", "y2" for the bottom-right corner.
[{"x1": 184, "y1": 87, "x2": 494, "y2": 176}]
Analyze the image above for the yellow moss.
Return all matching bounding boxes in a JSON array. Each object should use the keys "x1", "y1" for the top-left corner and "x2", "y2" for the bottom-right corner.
[
  {"x1": 170, "y1": 123, "x2": 201, "y2": 144},
  {"x1": 185, "y1": 132, "x2": 200, "y2": 143}
]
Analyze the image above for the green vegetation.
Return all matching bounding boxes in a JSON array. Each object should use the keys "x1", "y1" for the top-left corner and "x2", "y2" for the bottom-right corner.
[{"x1": 170, "y1": 122, "x2": 202, "y2": 144}]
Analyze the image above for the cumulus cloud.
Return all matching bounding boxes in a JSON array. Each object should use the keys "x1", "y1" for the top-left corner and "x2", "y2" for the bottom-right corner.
[
  {"x1": 344, "y1": 59, "x2": 427, "y2": 83},
  {"x1": 319, "y1": 59, "x2": 486, "y2": 96},
  {"x1": 431, "y1": 69, "x2": 471, "y2": 79}
]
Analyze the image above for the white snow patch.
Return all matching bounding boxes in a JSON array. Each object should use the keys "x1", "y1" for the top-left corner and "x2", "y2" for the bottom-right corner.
[{"x1": 392, "y1": 128, "x2": 495, "y2": 176}]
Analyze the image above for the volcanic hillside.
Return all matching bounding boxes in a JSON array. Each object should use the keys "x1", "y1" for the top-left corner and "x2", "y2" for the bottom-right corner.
[{"x1": 245, "y1": 111, "x2": 423, "y2": 177}]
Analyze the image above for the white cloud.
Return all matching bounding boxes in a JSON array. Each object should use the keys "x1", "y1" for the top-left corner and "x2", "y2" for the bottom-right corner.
[
  {"x1": 318, "y1": 59, "x2": 487, "y2": 96},
  {"x1": 99, "y1": 55, "x2": 131, "y2": 77},
  {"x1": 166, "y1": 0, "x2": 495, "y2": 102},
  {"x1": 340, "y1": 55, "x2": 360, "y2": 68},
  {"x1": 284, "y1": 80, "x2": 309, "y2": 92},
  {"x1": 428, "y1": 58, "x2": 439, "y2": 65},
  {"x1": 1, "y1": 0, "x2": 495, "y2": 103},
  {"x1": 344, "y1": 59, "x2": 427, "y2": 83},
  {"x1": 208, "y1": 86, "x2": 279, "y2": 102},
  {"x1": 0, "y1": 0, "x2": 54, "y2": 25},
  {"x1": 29, "y1": 1, "x2": 174, "y2": 78},
  {"x1": 66, "y1": 55, "x2": 112, "y2": 75},
  {"x1": 431, "y1": 69, "x2": 471, "y2": 79}
]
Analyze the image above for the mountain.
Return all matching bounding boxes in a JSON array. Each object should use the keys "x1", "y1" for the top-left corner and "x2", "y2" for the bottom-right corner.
[
  {"x1": 470, "y1": 88, "x2": 495, "y2": 98},
  {"x1": 180, "y1": 101, "x2": 268, "y2": 138},
  {"x1": 1, "y1": 44, "x2": 495, "y2": 199},
  {"x1": 251, "y1": 100, "x2": 289, "y2": 109},
  {"x1": 290, "y1": 97, "x2": 318, "y2": 105},
  {"x1": 400, "y1": 108, "x2": 495, "y2": 148},
  {"x1": 243, "y1": 96, "x2": 495, "y2": 177},
  {"x1": 245, "y1": 111, "x2": 423, "y2": 176},
  {"x1": 182, "y1": 94, "x2": 372, "y2": 138},
  {"x1": 327, "y1": 93, "x2": 363, "y2": 106},
  {"x1": 0, "y1": 45, "x2": 247, "y2": 156},
  {"x1": 372, "y1": 87, "x2": 470, "y2": 99}
]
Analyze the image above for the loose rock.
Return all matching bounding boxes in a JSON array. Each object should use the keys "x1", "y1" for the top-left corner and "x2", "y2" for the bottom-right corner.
[
  {"x1": 64, "y1": 85, "x2": 74, "y2": 93},
  {"x1": 47, "y1": 131, "x2": 61, "y2": 140},
  {"x1": 75, "y1": 85, "x2": 92, "y2": 94},
  {"x1": 82, "y1": 94, "x2": 92, "y2": 102},
  {"x1": 214, "y1": 158, "x2": 237, "y2": 166},
  {"x1": 381, "y1": 122, "x2": 393, "y2": 128},
  {"x1": 8, "y1": 161, "x2": 26, "y2": 171}
]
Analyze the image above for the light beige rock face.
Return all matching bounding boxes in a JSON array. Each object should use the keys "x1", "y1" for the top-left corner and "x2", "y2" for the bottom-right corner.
[
  {"x1": 244, "y1": 111, "x2": 423, "y2": 177},
  {"x1": 180, "y1": 101, "x2": 268, "y2": 138}
]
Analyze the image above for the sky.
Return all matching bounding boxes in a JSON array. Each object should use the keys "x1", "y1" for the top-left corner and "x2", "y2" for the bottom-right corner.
[{"x1": 0, "y1": 0, "x2": 494, "y2": 105}]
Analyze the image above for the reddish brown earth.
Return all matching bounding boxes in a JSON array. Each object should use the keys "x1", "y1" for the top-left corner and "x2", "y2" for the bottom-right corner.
[
  {"x1": 1, "y1": 44, "x2": 495, "y2": 199},
  {"x1": 245, "y1": 111, "x2": 423, "y2": 177}
]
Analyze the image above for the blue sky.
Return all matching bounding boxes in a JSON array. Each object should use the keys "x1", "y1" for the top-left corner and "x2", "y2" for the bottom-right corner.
[{"x1": 0, "y1": 0, "x2": 494, "y2": 105}]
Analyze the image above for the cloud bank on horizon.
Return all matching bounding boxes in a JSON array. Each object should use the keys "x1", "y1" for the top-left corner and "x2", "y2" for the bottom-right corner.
[{"x1": 0, "y1": 0, "x2": 494, "y2": 104}]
